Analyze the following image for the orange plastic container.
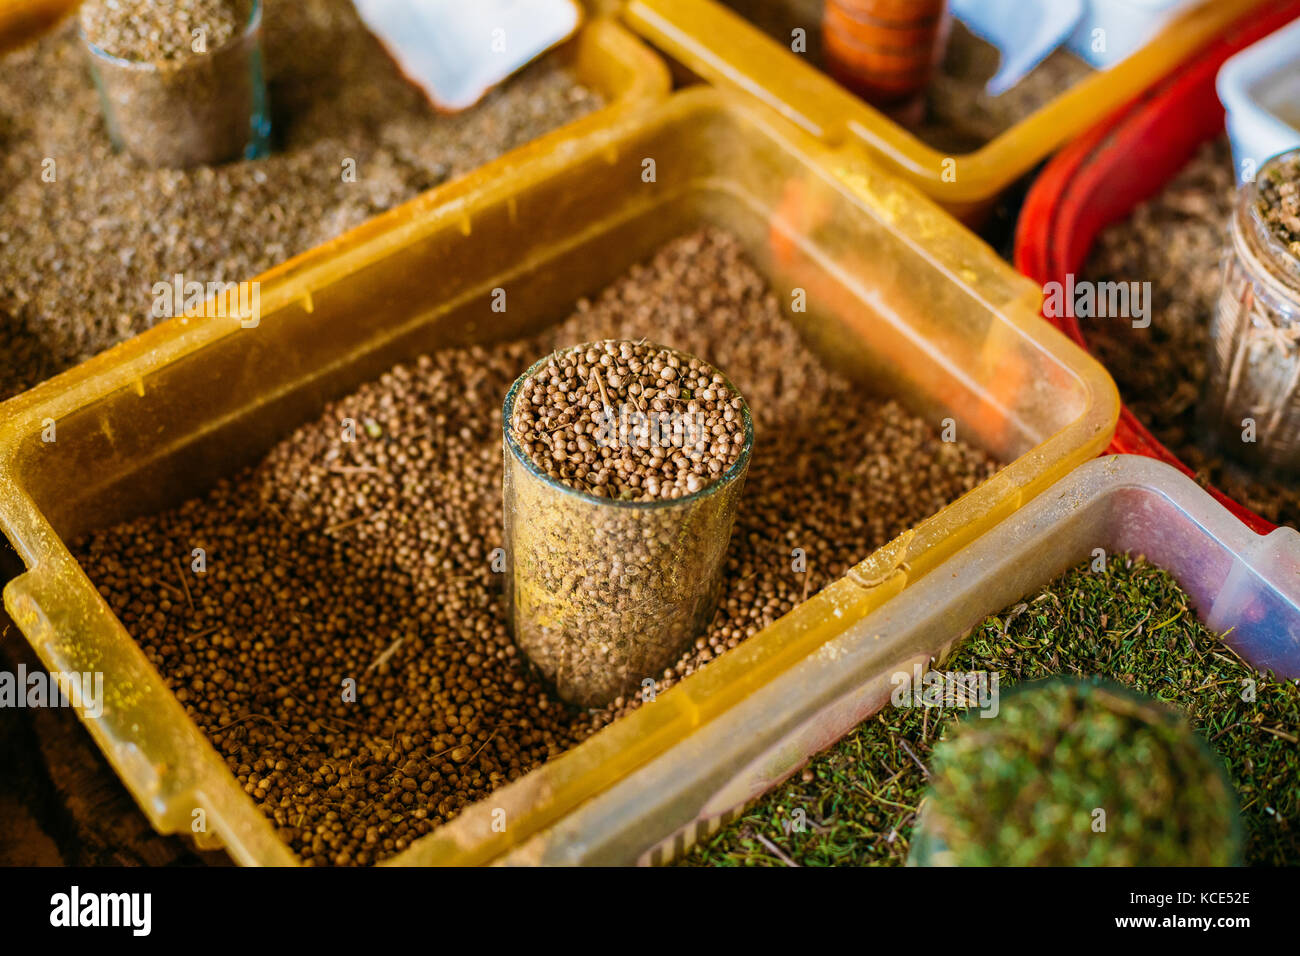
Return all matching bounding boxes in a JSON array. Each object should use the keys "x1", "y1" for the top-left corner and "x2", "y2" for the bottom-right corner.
[
  {"x1": 0, "y1": 88, "x2": 1116, "y2": 865},
  {"x1": 0, "y1": 0, "x2": 75, "y2": 53},
  {"x1": 623, "y1": 0, "x2": 1275, "y2": 218}
]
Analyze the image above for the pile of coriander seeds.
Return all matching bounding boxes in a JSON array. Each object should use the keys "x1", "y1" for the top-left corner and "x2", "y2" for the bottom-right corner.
[{"x1": 80, "y1": 0, "x2": 253, "y2": 61}]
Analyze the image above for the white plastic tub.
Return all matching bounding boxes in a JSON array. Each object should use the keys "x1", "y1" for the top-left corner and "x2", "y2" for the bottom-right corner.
[
  {"x1": 1218, "y1": 16, "x2": 1300, "y2": 181},
  {"x1": 1067, "y1": 0, "x2": 1201, "y2": 68},
  {"x1": 499, "y1": 455, "x2": 1300, "y2": 865}
]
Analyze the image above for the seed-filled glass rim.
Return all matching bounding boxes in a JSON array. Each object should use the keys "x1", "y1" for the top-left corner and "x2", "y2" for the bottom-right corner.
[
  {"x1": 1240, "y1": 147, "x2": 1300, "y2": 288},
  {"x1": 503, "y1": 340, "x2": 755, "y2": 511},
  {"x1": 80, "y1": 0, "x2": 263, "y2": 70}
]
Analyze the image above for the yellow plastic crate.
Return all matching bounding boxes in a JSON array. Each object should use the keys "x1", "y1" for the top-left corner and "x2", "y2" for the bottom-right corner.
[
  {"x1": 0, "y1": 5, "x2": 670, "y2": 405},
  {"x1": 623, "y1": 0, "x2": 1272, "y2": 217},
  {"x1": 0, "y1": 87, "x2": 1116, "y2": 865}
]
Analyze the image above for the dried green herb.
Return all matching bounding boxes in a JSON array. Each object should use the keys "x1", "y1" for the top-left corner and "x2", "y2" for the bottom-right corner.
[{"x1": 684, "y1": 555, "x2": 1299, "y2": 866}]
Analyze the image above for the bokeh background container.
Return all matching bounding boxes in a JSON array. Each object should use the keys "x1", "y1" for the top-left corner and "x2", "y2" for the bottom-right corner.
[
  {"x1": 909, "y1": 676, "x2": 1244, "y2": 867},
  {"x1": 503, "y1": 346, "x2": 753, "y2": 707},
  {"x1": 502, "y1": 455, "x2": 1300, "y2": 865},
  {"x1": 1218, "y1": 16, "x2": 1300, "y2": 179},
  {"x1": 1016, "y1": 0, "x2": 1300, "y2": 534},
  {"x1": 1205, "y1": 149, "x2": 1300, "y2": 475},
  {"x1": 0, "y1": 0, "x2": 75, "y2": 52},
  {"x1": 622, "y1": 0, "x2": 1275, "y2": 219},
  {"x1": 0, "y1": 9, "x2": 670, "y2": 395},
  {"x1": 0, "y1": 89, "x2": 1116, "y2": 865},
  {"x1": 821, "y1": 0, "x2": 949, "y2": 113},
  {"x1": 1067, "y1": 0, "x2": 1203, "y2": 68},
  {"x1": 82, "y1": 0, "x2": 270, "y2": 168}
]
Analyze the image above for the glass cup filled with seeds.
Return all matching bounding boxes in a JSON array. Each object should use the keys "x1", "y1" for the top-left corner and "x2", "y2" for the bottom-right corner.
[
  {"x1": 80, "y1": 0, "x2": 270, "y2": 168},
  {"x1": 503, "y1": 340, "x2": 753, "y2": 708},
  {"x1": 1204, "y1": 148, "x2": 1300, "y2": 473}
]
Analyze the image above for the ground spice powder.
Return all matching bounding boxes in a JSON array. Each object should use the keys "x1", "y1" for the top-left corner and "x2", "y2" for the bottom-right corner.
[
  {"x1": 0, "y1": 0, "x2": 601, "y2": 399},
  {"x1": 75, "y1": 229, "x2": 999, "y2": 865}
]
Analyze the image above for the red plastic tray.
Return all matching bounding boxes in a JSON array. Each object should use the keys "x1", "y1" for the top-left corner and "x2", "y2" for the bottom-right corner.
[{"x1": 1015, "y1": 0, "x2": 1300, "y2": 536}]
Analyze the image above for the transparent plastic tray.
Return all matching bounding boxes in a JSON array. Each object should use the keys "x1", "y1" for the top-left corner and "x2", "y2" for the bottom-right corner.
[
  {"x1": 503, "y1": 455, "x2": 1300, "y2": 864},
  {"x1": 0, "y1": 88, "x2": 1116, "y2": 865}
]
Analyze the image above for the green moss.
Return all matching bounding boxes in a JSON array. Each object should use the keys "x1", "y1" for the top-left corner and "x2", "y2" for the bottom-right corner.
[{"x1": 681, "y1": 555, "x2": 1300, "y2": 867}]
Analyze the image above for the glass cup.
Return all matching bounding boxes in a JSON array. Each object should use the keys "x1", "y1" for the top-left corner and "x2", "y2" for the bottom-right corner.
[
  {"x1": 502, "y1": 343, "x2": 753, "y2": 708},
  {"x1": 82, "y1": 0, "x2": 270, "y2": 168},
  {"x1": 1204, "y1": 148, "x2": 1300, "y2": 475}
]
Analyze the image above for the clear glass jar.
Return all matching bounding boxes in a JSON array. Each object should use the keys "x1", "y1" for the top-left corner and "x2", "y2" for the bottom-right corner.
[
  {"x1": 82, "y1": 0, "x2": 270, "y2": 168},
  {"x1": 1204, "y1": 149, "x2": 1300, "y2": 475},
  {"x1": 502, "y1": 345, "x2": 753, "y2": 708}
]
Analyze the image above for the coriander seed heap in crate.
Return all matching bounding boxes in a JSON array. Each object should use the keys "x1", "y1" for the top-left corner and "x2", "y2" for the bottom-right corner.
[{"x1": 504, "y1": 340, "x2": 753, "y2": 707}]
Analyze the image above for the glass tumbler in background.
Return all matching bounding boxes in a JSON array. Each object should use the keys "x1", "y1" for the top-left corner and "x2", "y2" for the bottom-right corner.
[
  {"x1": 82, "y1": 0, "x2": 270, "y2": 168},
  {"x1": 1205, "y1": 148, "x2": 1300, "y2": 475},
  {"x1": 502, "y1": 345, "x2": 754, "y2": 709}
]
